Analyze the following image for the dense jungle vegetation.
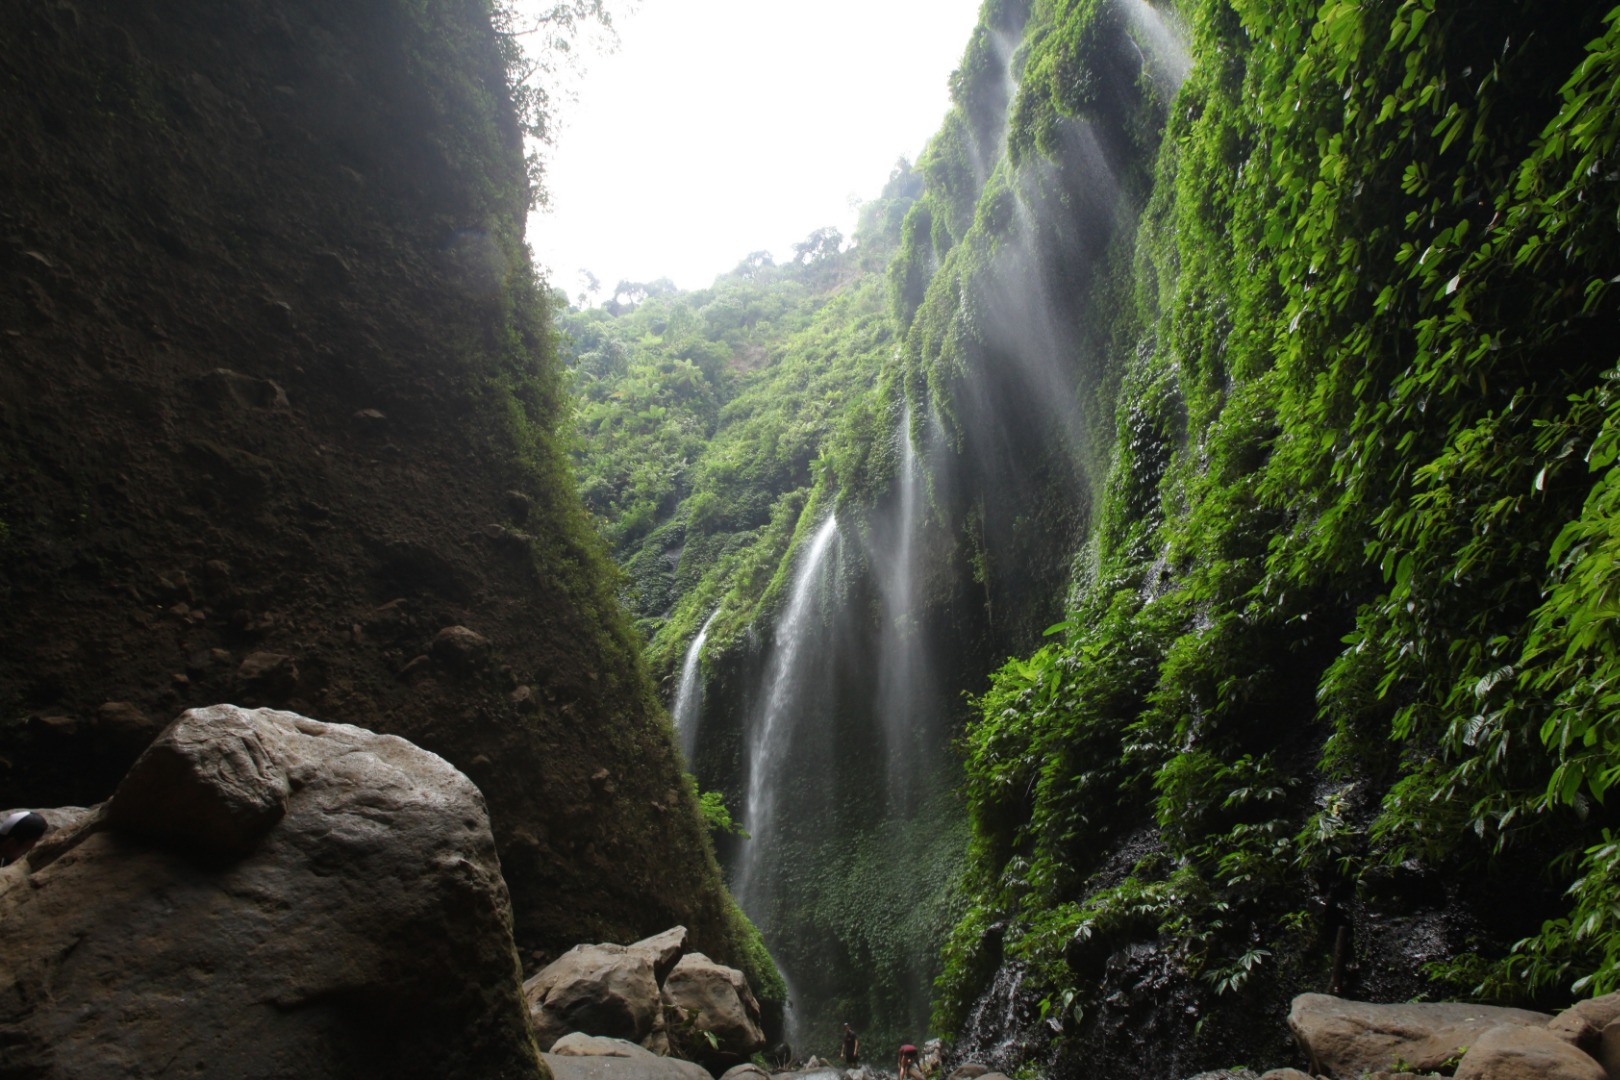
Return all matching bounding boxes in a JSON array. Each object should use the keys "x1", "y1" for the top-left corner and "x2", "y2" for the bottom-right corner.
[
  {"x1": 940, "y1": 0, "x2": 1620, "y2": 1018},
  {"x1": 559, "y1": 168, "x2": 922, "y2": 661},
  {"x1": 560, "y1": 0, "x2": 1620, "y2": 1070}
]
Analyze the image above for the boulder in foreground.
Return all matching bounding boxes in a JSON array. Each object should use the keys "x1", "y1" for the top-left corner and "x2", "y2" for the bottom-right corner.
[
  {"x1": 1289, "y1": 993, "x2": 1552, "y2": 1078},
  {"x1": 1453, "y1": 1023, "x2": 1607, "y2": 1080},
  {"x1": 662, "y1": 951, "x2": 767, "y2": 1063},
  {"x1": 525, "y1": 942, "x2": 662, "y2": 1050},
  {"x1": 0, "y1": 704, "x2": 543, "y2": 1080},
  {"x1": 543, "y1": 1053, "x2": 710, "y2": 1080}
]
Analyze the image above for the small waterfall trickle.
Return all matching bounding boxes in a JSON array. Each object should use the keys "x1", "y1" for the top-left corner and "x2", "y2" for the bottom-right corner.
[
  {"x1": 875, "y1": 411, "x2": 932, "y2": 813},
  {"x1": 957, "y1": 963, "x2": 1037, "y2": 1074},
  {"x1": 1120, "y1": 0, "x2": 1192, "y2": 94},
  {"x1": 779, "y1": 969, "x2": 804, "y2": 1054},
  {"x1": 672, "y1": 609, "x2": 718, "y2": 762},
  {"x1": 734, "y1": 513, "x2": 842, "y2": 913}
]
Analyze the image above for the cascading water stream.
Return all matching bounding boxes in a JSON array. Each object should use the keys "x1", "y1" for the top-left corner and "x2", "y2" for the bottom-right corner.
[
  {"x1": 672, "y1": 609, "x2": 718, "y2": 762},
  {"x1": 734, "y1": 512, "x2": 841, "y2": 913},
  {"x1": 1120, "y1": 0, "x2": 1192, "y2": 93},
  {"x1": 875, "y1": 411, "x2": 930, "y2": 813}
]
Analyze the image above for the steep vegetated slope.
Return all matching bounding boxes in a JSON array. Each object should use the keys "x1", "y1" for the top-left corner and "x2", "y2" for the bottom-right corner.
[
  {"x1": 567, "y1": 0, "x2": 1620, "y2": 1073},
  {"x1": 0, "y1": 0, "x2": 774, "y2": 1000},
  {"x1": 938, "y1": 0, "x2": 1620, "y2": 1076}
]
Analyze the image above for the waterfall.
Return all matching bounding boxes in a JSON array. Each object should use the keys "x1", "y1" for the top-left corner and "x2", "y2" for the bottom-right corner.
[
  {"x1": 690, "y1": 3, "x2": 1195, "y2": 1052},
  {"x1": 734, "y1": 512, "x2": 841, "y2": 912},
  {"x1": 875, "y1": 411, "x2": 932, "y2": 813},
  {"x1": 672, "y1": 610, "x2": 717, "y2": 762},
  {"x1": 1120, "y1": 0, "x2": 1191, "y2": 94}
]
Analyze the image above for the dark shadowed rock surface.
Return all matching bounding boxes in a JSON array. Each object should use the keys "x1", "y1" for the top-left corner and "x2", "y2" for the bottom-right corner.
[{"x1": 0, "y1": 704, "x2": 542, "y2": 1079}]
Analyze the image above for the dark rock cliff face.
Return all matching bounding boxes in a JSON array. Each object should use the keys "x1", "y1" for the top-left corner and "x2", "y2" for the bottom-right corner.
[{"x1": 0, "y1": 0, "x2": 750, "y2": 980}]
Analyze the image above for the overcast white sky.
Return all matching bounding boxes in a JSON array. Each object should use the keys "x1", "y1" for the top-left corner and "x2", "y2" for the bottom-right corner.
[{"x1": 526, "y1": 0, "x2": 986, "y2": 297}]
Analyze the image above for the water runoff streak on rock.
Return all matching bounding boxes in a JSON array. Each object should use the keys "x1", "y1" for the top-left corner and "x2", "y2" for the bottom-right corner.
[
  {"x1": 735, "y1": 512, "x2": 840, "y2": 916},
  {"x1": 672, "y1": 609, "x2": 718, "y2": 763}
]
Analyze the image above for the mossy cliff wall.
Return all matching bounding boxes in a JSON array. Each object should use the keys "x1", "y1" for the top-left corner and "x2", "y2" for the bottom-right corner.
[
  {"x1": 932, "y1": 0, "x2": 1620, "y2": 1076},
  {"x1": 0, "y1": 0, "x2": 771, "y2": 994}
]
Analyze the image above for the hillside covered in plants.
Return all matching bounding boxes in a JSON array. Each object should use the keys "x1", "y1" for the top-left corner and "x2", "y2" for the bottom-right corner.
[{"x1": 562, "y1": 0, "x2": 1620, "y2": 1073}]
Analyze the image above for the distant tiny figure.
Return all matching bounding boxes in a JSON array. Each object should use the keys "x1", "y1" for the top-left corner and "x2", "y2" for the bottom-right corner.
[
  {"x1": 840, "y1": 1022, "x2": 860, "y2": 1066},
  {"x1": 897, "y1": 1042, "x2": 920, "y2": 1080},
  {"x1": 0, "y1": 811, "x2": 48, "y2": 866}
]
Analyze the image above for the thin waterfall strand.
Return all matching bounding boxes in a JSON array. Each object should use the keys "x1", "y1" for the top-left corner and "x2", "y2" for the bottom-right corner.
[
  {"x1": 672, "y1": 609, "x2": 718, "y2": 762},
  {"x1": 734, "y1": 513, "x2": 840, "y2": 910},
  {"x1": 876, "y1": 411, "x2": 927, "y2": 811}
]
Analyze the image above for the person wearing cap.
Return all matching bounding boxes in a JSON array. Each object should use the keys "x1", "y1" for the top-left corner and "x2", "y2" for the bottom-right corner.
[{"x1": 0, "y1": 811, "x2": 47, "y2": 866}]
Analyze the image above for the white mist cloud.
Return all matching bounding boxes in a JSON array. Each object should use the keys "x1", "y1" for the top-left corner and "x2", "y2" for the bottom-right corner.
[{"x1": 525, "y1": 0, "x2": 985, "y2": 296}]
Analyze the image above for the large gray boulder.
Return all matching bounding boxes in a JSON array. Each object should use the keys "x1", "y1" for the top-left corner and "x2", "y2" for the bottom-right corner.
[
  {"x1": 1289, "y1": 993, "x2": 1552, "y2": 1078},
  {"x1": 526, "y1": 943, "x2": 662, "y2": 1050},
  {"x1": 552, "y1": 1034, "x2": 660, "y2": 1059},
  {"x1": 105, "y1": 700, "x2": 292, "y2": 854},
  {"x1": 661, "y1": 952, "x2": 766, "y2": 1062},
  {"x1": 1549, "y1": 993, "x2": 1620, "y2": 1055},
  {"x1": 0, "y1": 704, "x2": 543, "y2": 1079},
  {"x1": 1454, "y1": 1023, "x2": 1607, "y2": 1080},
  {"x1": 544, "y1": 1052, "x2": 712, "y2": 1080},
  {"x1": 626, "y1": 926, "x2": 689, "y2": 983}
]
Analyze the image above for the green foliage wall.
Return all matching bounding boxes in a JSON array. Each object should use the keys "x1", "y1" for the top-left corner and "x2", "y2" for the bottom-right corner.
[{"x1": 941, "y1": 0, "x2": 1620, "y2": 1067}]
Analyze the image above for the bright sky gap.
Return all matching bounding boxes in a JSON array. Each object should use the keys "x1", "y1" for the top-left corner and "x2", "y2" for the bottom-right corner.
[{"x1": 526, "y1": 0, "x2": 986, "y2": 296}]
